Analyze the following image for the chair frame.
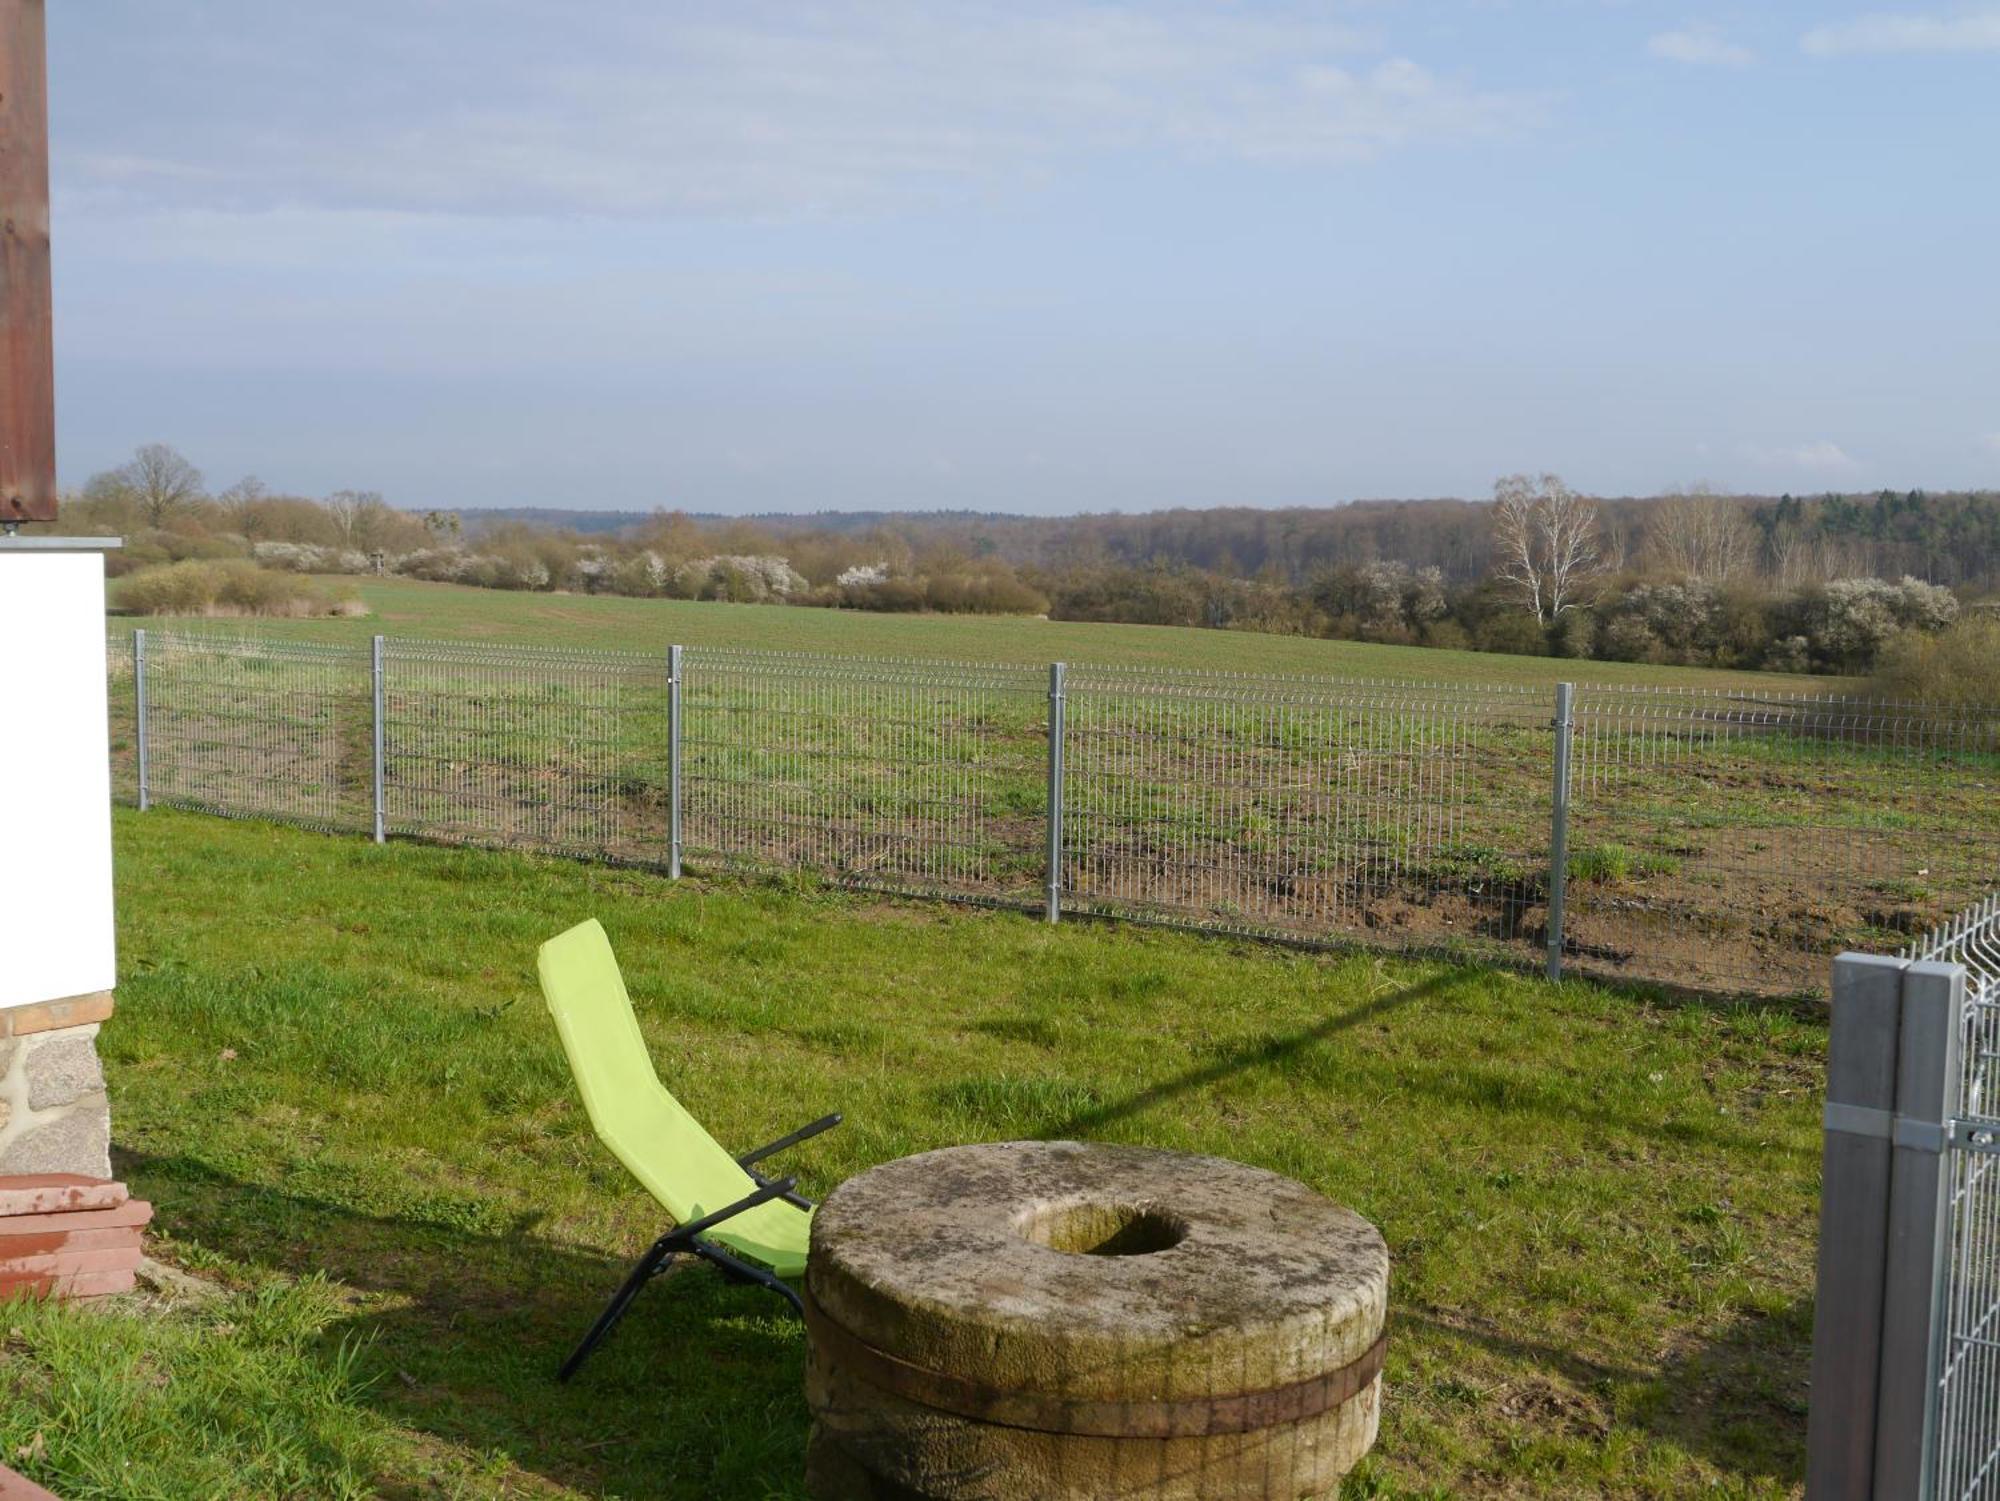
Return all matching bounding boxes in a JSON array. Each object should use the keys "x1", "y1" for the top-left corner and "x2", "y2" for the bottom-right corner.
[{"x1": 557, "y1": 1111, "x2": 843, "y2": 1382}]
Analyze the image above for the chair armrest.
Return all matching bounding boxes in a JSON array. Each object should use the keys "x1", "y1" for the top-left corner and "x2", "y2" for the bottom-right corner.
[
  {"x1": 738, "y1": 1112, "x2": 843, "y2": 1169},
  {"x1": 674, "y1": 1175, "x2": 799, "y2": 1243}
]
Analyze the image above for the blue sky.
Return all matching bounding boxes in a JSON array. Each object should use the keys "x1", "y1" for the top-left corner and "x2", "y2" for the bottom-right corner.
[{"x1": 46, "y1": 2, "x2": 2000, "y2": 514}]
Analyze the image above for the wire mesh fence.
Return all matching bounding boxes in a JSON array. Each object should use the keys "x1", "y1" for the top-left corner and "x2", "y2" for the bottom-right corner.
[
  {"x1": 1061, "y1": 667, "x2": 1555, "y2": 969},
  {"x1": 681, "y1": 648, "x2": 1047, "y2": 904},
  {"x1": 108, "y1": 628, "x2": 2000, "y2": 997},
  {"x1": 381, "y1": 638, "x2": 671, "y2": 865},
  {"x1": 1569, "y1": 688, "x2": 2000, "y2": 996},
  {"x1": 1911, "y1": 896, "x2": 2000, "y2": 1501}
]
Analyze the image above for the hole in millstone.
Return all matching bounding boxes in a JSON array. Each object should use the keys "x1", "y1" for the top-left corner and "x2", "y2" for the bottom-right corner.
[{"x1": 1015, "y1": 1201, "x2": 1190, "y2": 1257}]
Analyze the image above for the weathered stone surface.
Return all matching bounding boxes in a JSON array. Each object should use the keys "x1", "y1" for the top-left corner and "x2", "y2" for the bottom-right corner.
[
  {"x1": 0, "y1": 1100, "x2": 111, "y2": 1182},
  {"x1": 24, "y1": 1034, "x2": 105, "y2": 1110},
  {"x1": 805, "y1": 1141, "x2": 1387, "y2": 1501}
]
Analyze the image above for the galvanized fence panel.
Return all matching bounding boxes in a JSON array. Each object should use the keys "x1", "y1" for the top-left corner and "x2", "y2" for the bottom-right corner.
[
  {"x1": 1058, "y1": 666, "x2": 1556, "y2": 967},
  {"x1": 380, "y1": 638, "x2": 671, "y2": 866},
  {"x1": 1568, "y1": 688, "x2": 2000, "y2": 996},
  {"x1": 679, "y1": 647, "x2": 1047, "y2": 905},
  {"x1": 104, "y1": 631, "x2": 138, "y2": 806},
  {"x1": 1916, "y1": 898, "x2": 2000, "y2": 1501},
  {"x1": 129, "y1": 630, "x2": 372, "y2": 831}
]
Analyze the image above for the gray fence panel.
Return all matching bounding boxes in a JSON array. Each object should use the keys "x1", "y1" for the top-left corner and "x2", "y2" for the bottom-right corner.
[
  {"x1": 679, "y1": 647, "x2": 1047, "y2": 905},
  {"x1": 1058, "y1": 666, "x2": 1554, "y2": 968},
  {"x1": 1809, "y1": 953, "x2": 1909, "y2": 1500},
  {"x1": 105, "y1": 629, "x2": 2000, "y2": 1000}
]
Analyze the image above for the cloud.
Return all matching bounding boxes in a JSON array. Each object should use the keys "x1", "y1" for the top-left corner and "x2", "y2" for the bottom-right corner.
[
  {"x1": 1981, "y1": 432, "x2": 2000, "y2": 454},
  {"x1": 55, "y1": 1, "x2": 1550, "y2": 220},
  {"x1": 1803, "y1": 10, "x2": 2000, "y2": 56},
  {"x1": 1647, "y1": 27, "x2": 1755, "y2": 66},
  {"x1": 1748, "y1": 439, "x2": 1861, "y2": 474}
]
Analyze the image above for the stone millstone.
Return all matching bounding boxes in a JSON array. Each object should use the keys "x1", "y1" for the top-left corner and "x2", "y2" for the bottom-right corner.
[{"x1": 804, "y1": 1140, "x2": 1388, "y2": 1501}]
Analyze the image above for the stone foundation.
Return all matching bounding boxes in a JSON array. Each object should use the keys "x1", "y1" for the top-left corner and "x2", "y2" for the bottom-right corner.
[{"x1": 0, "y1": 994, "x2": 114, "y2": 1181}]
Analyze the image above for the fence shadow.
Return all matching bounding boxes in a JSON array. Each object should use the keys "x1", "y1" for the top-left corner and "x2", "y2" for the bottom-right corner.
[{"x1": 114, "y1": 1148, "x2": 812, "y2": 1501}]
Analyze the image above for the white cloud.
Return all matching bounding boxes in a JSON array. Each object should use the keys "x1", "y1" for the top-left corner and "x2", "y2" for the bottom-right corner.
[
  {"x1": 1980, "y1": 432, "x2": 2000, "y2": 454},
  {"x1": 1748, "y1": 439, "x2": 1861, "y2": 474},
  {"x1": 56, "y1": 1, "x2": 1550, "y2": 220},
  {"x1": 1803, "y1": 10, "x2": 2000, "y2": 56},
  {"x1": 1647, "y1": 27, "x2": 1756, "y2": 66}
]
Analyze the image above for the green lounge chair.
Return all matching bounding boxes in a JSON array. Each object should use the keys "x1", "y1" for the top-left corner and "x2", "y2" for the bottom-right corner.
[{"x1": 537, "y1": 918, "x2": 839, "y2": 1381}]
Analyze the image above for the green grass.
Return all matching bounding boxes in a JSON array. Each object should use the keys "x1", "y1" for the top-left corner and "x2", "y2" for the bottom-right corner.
[
  {"x1": 112, "y1": 575, "x2": 1834, "y2": 691},
  {"x1": 2, "y1": 809, "x2": 1824, "y2": 1497}
]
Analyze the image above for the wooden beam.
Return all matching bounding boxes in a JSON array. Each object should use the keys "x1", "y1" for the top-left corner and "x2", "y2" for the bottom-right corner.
[{"x1": 1, "y1": 0, "x2": 55, "y2": 524}]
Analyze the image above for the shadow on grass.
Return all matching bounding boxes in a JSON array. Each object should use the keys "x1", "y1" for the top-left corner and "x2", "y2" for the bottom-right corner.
[
  {"x1": 1396, "y1": 1296, "x2": 1811, "y2": 1485},
  {"x1": 114, "y1": 1148, "x2": 813, "y2": 1501}
]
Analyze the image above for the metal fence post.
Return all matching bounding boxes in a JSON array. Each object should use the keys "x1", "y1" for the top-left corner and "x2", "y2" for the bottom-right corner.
[
  {"x1": 133, "y1": 628, "x2": 149, "y2": 811},
  {"x1": 1807, "y1": 952, "x2": 1907, "y2": 1499},
  {"x1": 668, "y1": 644, "x2": 684, "y2": 879},
  {"x1": 370, "y1": 635, "x2": 386, "y2": 844},
  {"x1": 1874, "y1": 959, "x2": 1964, "y2": 1500},
  {"x1": 1545, "y1": 681, "x2": 1574, "y2": 981},
  {"x1": 1046, "y1": 662, "x2": 1066, "y2": 924}
]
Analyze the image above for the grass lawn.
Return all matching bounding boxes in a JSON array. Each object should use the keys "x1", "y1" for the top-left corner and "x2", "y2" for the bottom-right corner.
[
  {"x1": 2, "y1": 809, "x2": 1824, "y2": 1498},
  {"x1": 109, "y1": 575, "x2": 1834, "y2": 693}
]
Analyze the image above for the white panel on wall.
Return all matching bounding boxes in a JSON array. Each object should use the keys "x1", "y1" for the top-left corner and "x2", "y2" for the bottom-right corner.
[{"x1": 0, "y1": 549, "x2": 117, "y2": 1009}]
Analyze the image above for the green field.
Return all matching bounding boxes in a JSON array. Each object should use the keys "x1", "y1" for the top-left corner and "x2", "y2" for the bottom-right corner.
[
  {"x1": 110, "y1": 575, "x2": 1838, "y2": 692},
  {"x1": 1, "y1": 809, "x2": 1822, "y2": 1498}
]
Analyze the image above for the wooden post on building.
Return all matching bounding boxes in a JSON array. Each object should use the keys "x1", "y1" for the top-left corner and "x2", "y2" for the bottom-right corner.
[{"x1": 2, "y1": 0, "x2": 57, "y2": 525}]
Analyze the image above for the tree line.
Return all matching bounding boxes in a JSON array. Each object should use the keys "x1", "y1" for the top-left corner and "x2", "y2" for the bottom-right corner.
[{"x1": 51, "y1": 443, "x2": 1998, "y2": 678}]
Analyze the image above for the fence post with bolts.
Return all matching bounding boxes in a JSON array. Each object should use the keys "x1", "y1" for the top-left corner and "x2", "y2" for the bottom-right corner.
[
  {"x1": 370, "y1": 635, "x2": 386, "y2": 844},
  {"x1": 668, "y1": 644, "x2": 684, "y2": 879},
  {"x1": 1872, "y1": 958, "x2": 1962, "y2": 1499},
  {"x1": 1046, "y1": 662, "x2": 1066, "y2": 924},
  {"x1": 1546, "y1": 681, "x2": 1575, "y2": 982},
  {"x1": 133, "y1": 628, "x2": 149, "y2": 811}
]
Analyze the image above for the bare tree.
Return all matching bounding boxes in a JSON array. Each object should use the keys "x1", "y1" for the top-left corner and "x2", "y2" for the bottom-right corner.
[
  {"x1": 1645, "y1": 483, "x2": 1754, "y2": 582},
  {"x1": 118, "y1": 443, "x2": 205, "y2": 528},
  {"x1": 324, "y1": 489, "x2": 389, "y2": 550},
  {"x1": 1490, "y1": 472, "x2": 1604, "y2": 625},
  {"x1": 217, "y1": 475, "x2": 270, "y2": 537}
]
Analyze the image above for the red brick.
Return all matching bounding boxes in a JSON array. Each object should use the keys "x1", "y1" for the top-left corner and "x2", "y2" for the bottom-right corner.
[
  {"x1": 0, "y1": 1175, "x2": 127, "y2": 1217},
  {"x1": 0, "y1": 1226, "x2": 143, "y2": 1257},
  {"x1": 0, "y1": 1459, "x2": 64, "y2": 1500},
  {"x1": 0, "y1": 1198, "x2": 150, "y2": 1235},
  {"x1": 0, "y1": 1268, "x2": 135, "y2": 1300},
  {"x1": 0, "y1": 1246, "x2": 141, "y2": 1279}
]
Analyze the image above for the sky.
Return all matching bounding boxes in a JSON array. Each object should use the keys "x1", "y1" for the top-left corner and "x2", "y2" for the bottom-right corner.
[{"x1": 44, "y1": 1, "x2": 2000, "y2": 515}]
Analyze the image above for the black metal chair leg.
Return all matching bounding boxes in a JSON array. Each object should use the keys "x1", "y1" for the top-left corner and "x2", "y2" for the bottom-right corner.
[
  {"x1": 557, "y1": 1233, "x2": 683, "y2": 1383},
  {"x1": 695, "y1": 1241, "x2": 806, "y2": 1316}
]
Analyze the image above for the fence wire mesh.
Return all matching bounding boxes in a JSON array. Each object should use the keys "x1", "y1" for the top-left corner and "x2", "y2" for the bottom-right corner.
[
  {"x1": 1912, "y1": 895, "x2": 2000, "y2": 1501},
  {"x1": 1570, "y1": 689, "x2": 2000, "y2": 996},
  {"x1": 106, "y1": 629, "x2": 2000, "y2": 997},
  {"x1": 1060, "y1": 667, "x2": 1554, "y2": 966},
  {"x1": 680, "y1": 648, "x2": 1046, "y2": 903},
  {"x1": 130, "y1": 632, "x2": 371, "y2": 832},
  {"x1": 381, "y1": 638, "x2": 670, "y2": 865}
]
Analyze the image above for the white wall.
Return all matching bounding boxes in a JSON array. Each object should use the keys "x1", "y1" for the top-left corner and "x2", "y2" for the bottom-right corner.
[{"x1": 0, "y1": 550, "x2": 116, "y2": 1009}]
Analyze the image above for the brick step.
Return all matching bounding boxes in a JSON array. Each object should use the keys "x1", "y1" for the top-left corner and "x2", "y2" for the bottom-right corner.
[
  {"x1": 0, "y1": 1176, "x2": 127, "y2": 1217},
  {"x1": 0, "y1": 1246, "x2": 142, "y2": 1280},
  {"x1": 0, "y1": 1225, "x2": 145, "y2": 1257},
  {"x1": 0, "y1": 1268, "x2": 136, "y2": 1300},
  {"x1": 0, "y1": 1240, "x2": 141, "y2": 1272},
  {"x1": 0, "y1": 1200, "x2": 152, "y2": 1237}
]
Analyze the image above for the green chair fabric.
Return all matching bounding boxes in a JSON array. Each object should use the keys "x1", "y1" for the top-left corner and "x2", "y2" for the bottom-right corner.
[{"x1": 537, "y1": 917, "x2": 811, "y2": 1278}]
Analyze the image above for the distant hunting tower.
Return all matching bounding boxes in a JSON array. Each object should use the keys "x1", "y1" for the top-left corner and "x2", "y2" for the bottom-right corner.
[{"x1": 0, "y1": 0, "x2": 121, "y2": 1182}]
